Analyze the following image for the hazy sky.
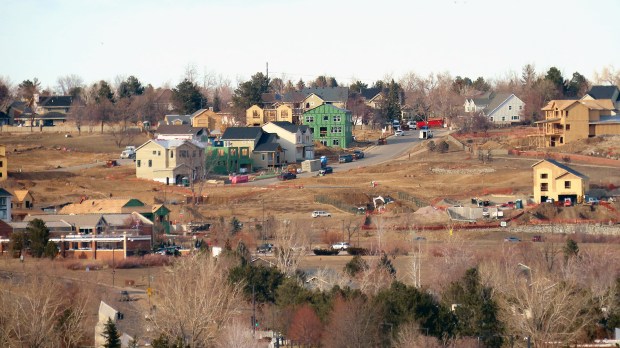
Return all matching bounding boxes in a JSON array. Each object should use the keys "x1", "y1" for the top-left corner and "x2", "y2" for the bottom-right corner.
[{"x1": 2, "y1": 0, "x2": 618, "y2": 90}]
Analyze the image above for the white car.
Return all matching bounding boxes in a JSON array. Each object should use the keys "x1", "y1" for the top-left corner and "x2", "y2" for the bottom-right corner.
[
  {"x1": 311, "y1": 211, "x2": 331, "y2": 218},
  {"x1": 120, "y1": 149, "x2": 135, "y2": 159},
  {"x1": 394, "y1": 130, "x2": 405, "y2": 136},
  {"x1": 332, "y1": 242, "x2": 350, "y2": 250}
]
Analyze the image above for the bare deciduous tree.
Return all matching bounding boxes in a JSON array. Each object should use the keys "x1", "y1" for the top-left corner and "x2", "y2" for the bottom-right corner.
[
  {"x1": 273, "y1": 220, "x2": 308, "y2": 276},
  {"x1": 216, "y1": 319, "x2": 264, "y2": 348},
  {"x1": 152, "y1": 254, "x2": 243, "y2": 348},
  {"x1": 322, "y1": 296, "x2": 381, "y2": 348}
]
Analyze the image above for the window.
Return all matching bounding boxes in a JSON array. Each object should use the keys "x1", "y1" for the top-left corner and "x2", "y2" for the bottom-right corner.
[
  {"x1": 261, "y1": 154, "x2": 265, "y2": 160},
  {"x1": 305, "y1": 116, "x2": 314, "y2": 123},
  {"x1": 230, "y1": 148, "x2": 237, "y2": 156},
  {"x1": 331, "y1": 126, "x2": 342, "y2": 133},
  {"x1": 218, "y1": 149, "x2": 225, "y2": 156},
  {"x1": 241, "y1": 148, "x2": 248, "y2": 156},
  {"x1": 0, "y1": 160, "x2": 3, "y2": 167},
  {"x1": 170, "y1": 151, "x2": 174, "y2": 158},
  {"x1": 333, "y1": 115, "x2": 341, "y2": 122},
  {"x1": 512, "y1": 115, "x2": 519, "y2": 120},
  {"x1": 541, "y1": 173, "x2": 548, "y2": 179},
  {"x1": 541, "y1": 183, "x2": 549, "y2": 192},
  {"x1": 566, "y1": 124, "x2": 571, "y2": 130},
  {"x1": 489, "y1": 117, "x2": 494, "y2": 122},
  {"x1": 509, "y1": 106, "x2": 512, "y2": 110},
  {"x1": 320, "y1": 140, "x2": 327, "y2": 146},
  {"x1": 564, "y1": 181, "x2": 571, "y2": 189},
  {"x1": 137, "y1": 160, "x2": 141, "y2": 167},
  {"x1": 193, "y1": 151, "x2": 196, "y2": 157},
  {"x1": 281, "y1": 110, "x2": 289, "y2": 118},
  {"x1": 501, "y1": 117, "x2": 506, "y2": 121},
  {"x1": 519, "y1": 105, "x2": 522, "y2": 110},
  {"x1": 323, "y1": 115, "x2": 329, "y2": 121},
  {"x1": 152, "y1": 150, "x2": 157, "y2": 155},
  {"x1": 158, "y1": 151, "x2": 161, "y2": 156},
  {"x1": 253, "y1": 110, "x2": 259, "y2": 118},
  {"x1": 148, "y1": 160, "x2": 152, "y2": 167},
  {"x1": 0, "y1": 197, "x2": 6, "y2": 207},
  {"x1": 332, "y1": 139, "x2": 340, "y2": 146}
]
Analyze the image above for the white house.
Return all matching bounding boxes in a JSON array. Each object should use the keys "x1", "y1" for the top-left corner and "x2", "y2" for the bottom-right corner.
[
  {"x1": 261, "y1": 121, "x2": 314, "y2": 164},
  {"x1": 464, "y1": 92, "x2": 525, "y2": 125}
]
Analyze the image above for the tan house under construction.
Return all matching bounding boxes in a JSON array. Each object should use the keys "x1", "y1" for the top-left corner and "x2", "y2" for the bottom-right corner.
[
  {"x1": 538, "y1": 99, "x2": 619, "y2": 147},
  {"x1": 135, "y1": 139, "x2": 204, "y2": 185},
  {"x1": 532, "y1": 159, "x2": 589, "y2": 204},
  {"x1": 246, "y1": 104, "x2": 294, "y2": 127},
  {"x1": 0, "y1": 145, "x2": 6, "y2": 181}
]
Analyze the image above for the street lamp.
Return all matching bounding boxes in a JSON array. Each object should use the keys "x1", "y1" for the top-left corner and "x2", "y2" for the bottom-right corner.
[{"x1": 112, "y1": 243, "x2": 116, "y2": 287}]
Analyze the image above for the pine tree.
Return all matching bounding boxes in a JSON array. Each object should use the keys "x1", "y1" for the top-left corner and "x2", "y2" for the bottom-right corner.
[
  {"x1": 27, "y1": 218, "x2": 50, "y2": 258},
  {"x1": 101, "y1": 318, "x2": 121, "y2": 348}
]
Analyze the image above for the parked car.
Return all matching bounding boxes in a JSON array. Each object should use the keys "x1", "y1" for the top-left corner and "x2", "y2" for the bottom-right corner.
[
  {"x1": 319, "y1": 166, "x2": 333, "y2": 176},
  {"x1": 377, "y1": 138, "x2": 387, "y2": 145},
  {"x1": 257, "y1": 243, "x2": 273, "y2": 253},
  {"x1": 407, "y1": 121, "x2": 417, "y2": 130},
  {"x1": 120, "y1": 149, "x2": 135, "y2": 159},
  {"x1": 311, "y1": 210, "x2": 331, "y2": 218},
  {"x1": 278, "y1": 172, "x2": 297, "y2": 181},
  {"x1": 413, "y1": 236, "x2": 427, "y2": 241},
  {"x1": 531, "y1": 235, "x2": 543, "y2": 242},
  {"x1": 353, "y1": 150, "x2": 365, "y2": 159},
  {"x1": 504, "y1": 236, "x2": 521, "y2": 242},
  {"x1": 394, "y1": 130, "x2": 405, "y2": 136},
  {"x1": 586, "y1": 197, "x2": 600, "y2": 205},
  {"x1": 339, "y1": 154, "x2": 353, "y2": 163},
  {"x1": 331, "y1": 242, "x2": 350, "y2": 250}
]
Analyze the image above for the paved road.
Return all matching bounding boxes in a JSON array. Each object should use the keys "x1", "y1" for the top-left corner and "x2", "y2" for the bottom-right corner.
[{"x1": 248, "y1": 129, "x2": 448, "y2": 186}]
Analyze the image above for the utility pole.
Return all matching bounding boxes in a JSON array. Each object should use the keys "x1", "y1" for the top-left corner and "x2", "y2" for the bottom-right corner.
[
  {"x1": 266, "y1": 62, "x2": 269, "y2": 80},
  {"x1": 252, "y1": 283, "x2": 256, "y2": 336}
]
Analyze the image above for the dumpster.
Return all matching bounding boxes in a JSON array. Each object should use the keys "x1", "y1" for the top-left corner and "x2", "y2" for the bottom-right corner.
[{"x1": 182, "y1": 177, "x2": 190, "y2": 187}]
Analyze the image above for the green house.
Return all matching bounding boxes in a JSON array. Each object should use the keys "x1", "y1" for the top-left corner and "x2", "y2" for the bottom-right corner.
[
  {"x1": 207, "y1": 143, "x2": 253, "y2": 175},
  {"x1": 302, "y1": 104, "x2": 353, "y2": 148}
]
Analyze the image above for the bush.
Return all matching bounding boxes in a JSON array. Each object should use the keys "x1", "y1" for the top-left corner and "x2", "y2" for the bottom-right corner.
[
  {"x1": 438, "y1": 141, "x2": 449, "y2": 153},
  {"x1": 344, "y1": 255, "x2": 369, "y2": 276},
  {"x1": 112, "y1": 254, "x2": 174, "y2": 269},
  {"x1": 313, "y1": 249, "x2": 340, "y2": 256},
  {"x1": 346, "y1": 247, "x2": 369, "y2": 256},
  {"x1": 66, "y1": 261, "x2": 105, "y2": 271},
  {"x1": 427, "y1": 141, "x2": 436, "y2": 152}
]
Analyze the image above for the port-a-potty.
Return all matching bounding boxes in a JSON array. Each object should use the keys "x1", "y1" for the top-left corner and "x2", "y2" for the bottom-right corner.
[
  {"x1": 182, "y1": 176, "x2": 190, "y2": 187},
  {"x1": 515, "y1": 199, "x2": 523, "y2": 209}
]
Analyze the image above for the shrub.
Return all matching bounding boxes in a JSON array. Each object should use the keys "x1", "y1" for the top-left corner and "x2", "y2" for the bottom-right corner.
[
  {"x1": 427, "y1": 141, "x2": 436, "y2": 152},
  {"x1": 344, "y1": 255, "x2": 369, "y2": 276},
  {"x1": 112, "y1": 254, "x2": 174, "y2": 269},
  {"x1": 346, "y1": 247, "x2": 369, "y2": 256},
  {"x1": 438, "y1": 141, "x2": 449, "y2": 153},
  {"x1": 313, "y1": 249, "x2": 340, "y2": 256},
  {"x1": 66, "y1": 261, "x2": 104, "y2": 271}
]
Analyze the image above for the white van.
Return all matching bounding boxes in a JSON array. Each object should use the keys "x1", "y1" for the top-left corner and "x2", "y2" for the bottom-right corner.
[
  {"x1": 311, "y1": 211, "x2": 331, "y2": 218},
  {"x1": 419, "y1": 129, "x2": 433, "y2": 139}
]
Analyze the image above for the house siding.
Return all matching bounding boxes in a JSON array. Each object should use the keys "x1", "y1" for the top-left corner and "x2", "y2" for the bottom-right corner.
[
  {"x1": 0, "y1": 145, "x2": 6, "y2": 182},
  {"x1": 487, "y1": 95, "x2": 525, "y2": 124},
  {"x1": 532, "y1": 161, "x2": 588, "y2": 203},
  {"x1": 136, "y1": 141, "x2": 204, "y2": 184},
  {"x1": 302, "y1": 104, "x2": 353, "y2": 149}
]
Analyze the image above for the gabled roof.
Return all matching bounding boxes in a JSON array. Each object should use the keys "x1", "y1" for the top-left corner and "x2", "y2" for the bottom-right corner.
[
  {"x1": 190, "y1": 109, "x2": 210, "y2": 117},
  {"x1": 155, "y1": 124, "x2": 207, "y2": 136},
  {"x1": 541, "y1": 99, "x2": 614, "y2": 111},
  {"x1": 261, "y1": 91, "x2": 306, "y2": 104},
  {"x1": 253, "y1": 133, "x2": 281, "y2": 152},
  {"x1": 531, "y1": 159, "x2": 588, "y2": 180},
  {"x1": 164, "y1": 114, "x2": 192, "y2": 124},
  {"x1": 38, "y1": 96, "x2": 73, "y2": 108},
  {"x1": 137, "y1": 139, "x2": 204, "y2": 151},
  {"x1": 266, "y1": 121, "x2": 308, "y2": 133},
  {"x1": 59, "y1": 198, "x2": 146, "y2": 215},
  {"x1": 12, "y1": 190, "x2": 32, "y2": 203},
  {"x1": 484, "y1": 93, "x2": 520, "y2": 116},
  {"x1": 585, "y1": 85, "x2": 620, "y2": 101},
  {"x1": 24, "y1": 214, "x2": 106, "y2": 228},
  {"x1": 302, "y1": 87, "x2": 349, "y2": 103},
  {"x1": 221, "y1": 127, "x2": 263, "y2": 140},
  {"x1": 360, "y1": 87, "x2": 383, "y2": 101},
  {"x1": 0, "y1": 188, "x2": 12, "y2": 197},
  {"x1": 39, "y1": 112, "x2": 67, "y2": 120}
]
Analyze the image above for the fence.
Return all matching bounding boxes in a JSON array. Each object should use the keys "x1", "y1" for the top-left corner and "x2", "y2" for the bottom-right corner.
[
  {"x1": 314, "y1": 195, "x2": 358, "y2": 213},
  {"x1": 397, "y1": 191, "x2": 428, "y2": 207}
]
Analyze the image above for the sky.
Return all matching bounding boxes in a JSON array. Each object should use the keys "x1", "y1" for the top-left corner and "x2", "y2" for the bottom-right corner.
[{"x1": 1, "y1": 0, "x2": 619, "y2": 90}]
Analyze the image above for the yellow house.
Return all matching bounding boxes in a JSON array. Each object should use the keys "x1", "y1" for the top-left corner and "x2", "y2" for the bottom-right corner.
[
  {"x1": 246, "y1": 104, "x2": 294, "y2": 127},
  {"x1": 135, "y1": 139, "x2": 205, "y2": 185},
  {"x1": 0, "y1": 145, "x2": 6, "y2": 182},
  {"x1": 538, "y1": 99, "x2": 617, "y2": 147},
  {"x1": 191, "y1": 109, "x2": 218, "y2": 129},
  {"x1": 532, "y1": 159, "x2": 589, "y2": 204},
  {"x1": 11, "y1": 190, "x2": 34, "y2": 209}
]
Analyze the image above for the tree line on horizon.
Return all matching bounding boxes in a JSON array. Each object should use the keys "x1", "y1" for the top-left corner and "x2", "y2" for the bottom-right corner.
[{"x1": 1, "y1": 65, "x2": 619, "y2": 133}]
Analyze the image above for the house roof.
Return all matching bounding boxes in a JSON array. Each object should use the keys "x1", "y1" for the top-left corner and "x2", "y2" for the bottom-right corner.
[
  {"x1": 360, "y1": 87, "x2": 383, "y2": 100},
  {"x1": 586, "y1": 85, "x2": 620, "y2": 101},
  {"x1": 24, "y1": 214, "x2": 105, "y2": 228},
  {"x1": 39, "y1": 111, "x2": 67, "y2": 120},
  {"x1": 542, "y1": 99, "x2": 614, "y2": 111},
  {"x1": 138, "y1": 139, "x2": 204, "y2": 151},
  {"x1": 221, "y1": 127, "x2": 263, "y2": 140},
  {"x1": 12, "y1": 190, "x2": 32, "y2": 203},
  {"x1": 59, "y1": 198, "x2": 145, "y2": 215},
  {"x1": 10, "y1": 220, "x2": 73, "y2": 230},
  {"x1": 253, "y1": 133, "x2": 280, "y2": 152},
  {"x1": 165, "y1": 114, "x2": 192, "y2": 124},
  {"x1": 261, "y1": 91, "x2": 307, "y2": 104},
  {"x1": 302, "y1": 87, "x2": 349, "y2": 103},
  {"x1": 155, "y1": 124, "x2": 207, "y2": 136},
  {"x1": 0, "y1": 188, "x2": 12, "y2": 197},
  {"x1": 531, "y1": 159, "x2": 588, "y2": 180},
  {"x1": 102, "y1": 213, "x2": 153, "y2": 226},
  {"x1": 39, "y1": 96, "x2": 73, "y2": 108},
  {"x1": 590, "y1": 115, "x2": 620, "y2": 125},
  {"x1": 266, "y1": 121, "x2": 309, "y2": 133},
  {"x1": 484, "y1": 93, "x2": 518, "y2": 115}
]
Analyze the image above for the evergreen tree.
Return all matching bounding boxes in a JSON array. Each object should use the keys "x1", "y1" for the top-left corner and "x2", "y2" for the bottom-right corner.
[
  {"x1": 565, "y1": 72, "x2": 588, "y2": 98},
  {"x1": 172, "y1": 79, "x2": 205, "y2": 114},
  {"x1": 96, "y1": 81, "x2": 115, "y2": 104},
  {"x1": 563, "y1": 239, "x2": 580, "y2": 262},
  {"x1": 296, "y1": 78, "x2": 306, "y2": 91},
  {"x1": 44, "y1": 240, "x2": 58, "y2": 259},
  {"x1": 27, "y1": 218, "x2": 49, "y2": 258},
  {"x1": 118, "y1": 75, "x2": 145, "y2": 98},
  {"x1": 101, "y1": 318, "x2": 121, "y2": 348},
  {"x1": 382, "y1": 80, "x2": 402, "y2": 122},
  {"x1": 378, "y1": 252, "x2": 396, "y2": 277},
  {"x1": 544, "y1": 67, "x2": 565, "y2": 95},
  {"x1": 212, "y1": 89, "x2": 221, "y2": 112},
  {"x1": 232, "y1": 72, "x2": 270, "y2": 109},
  {"x1": 344, "y1": 255, "x2": 369, "y2": 277},
  {"x1": 443, "y1": 268, "x2": 504, "y2": 348},
  {"x1": 8, "y1": 231, "x2": 28, "y2": 256}
]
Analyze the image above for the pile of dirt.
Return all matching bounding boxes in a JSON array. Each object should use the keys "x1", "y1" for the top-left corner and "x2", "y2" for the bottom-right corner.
[
  {"x1": 479, "y1": 140, "x2": 506, "y2": 150},
  {"x1": 413, "y1": 206, "x2": 449, "y2": 224},
  {"x1": 527, "y1": 203, "x2": 618, "y2": 222}
]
